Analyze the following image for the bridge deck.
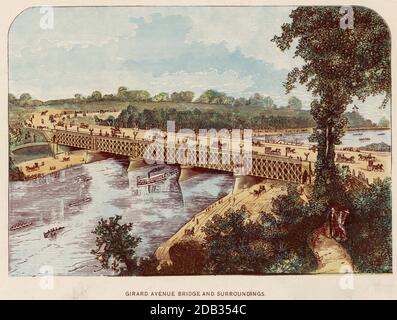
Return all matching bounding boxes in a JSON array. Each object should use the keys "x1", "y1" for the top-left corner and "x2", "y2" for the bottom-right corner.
[{"x1": 33, "y1": 128, "x2": 312, "y2": 184}]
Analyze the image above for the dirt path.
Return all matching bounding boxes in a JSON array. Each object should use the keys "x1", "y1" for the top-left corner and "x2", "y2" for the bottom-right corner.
[{"x1": 309, "y1": 223, "x2": 354, "y2": 273}]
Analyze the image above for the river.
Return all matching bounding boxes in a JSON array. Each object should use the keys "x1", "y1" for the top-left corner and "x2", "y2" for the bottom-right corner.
[
  {"x1": 9, "y1": 128, "x2": 390, "y2": 276},
  {"x1": 258, "y1": 129, "x2": 391, "y2": 147},
  {"x1": 8, "y1": 158, "x2": 234, "y2": 276}
]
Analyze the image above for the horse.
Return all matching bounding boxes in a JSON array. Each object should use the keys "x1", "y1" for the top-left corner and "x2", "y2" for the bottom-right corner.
[{"x1": 25, "y1": 163, "x2": 39, "y2": 172}]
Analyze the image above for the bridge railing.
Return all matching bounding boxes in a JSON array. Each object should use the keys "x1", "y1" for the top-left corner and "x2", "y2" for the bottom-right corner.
[{"x1": 33, "y1": 128, "x2": 311, "y2": 183}]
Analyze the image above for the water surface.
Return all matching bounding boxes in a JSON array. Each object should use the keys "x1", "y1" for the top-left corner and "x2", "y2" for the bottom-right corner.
[{"x1": 9, "y1": 158, "x2": 234, "y2": 276}]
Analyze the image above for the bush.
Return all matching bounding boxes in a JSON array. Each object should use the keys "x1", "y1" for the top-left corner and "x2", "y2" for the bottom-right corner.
[
  {"x1": 91, "y1": 215, "x2": 141, "y2": 276},
  {"x1": 202, "y1": 209, "x2": 272, "y2": 274},
  {"x1": 345, "y1": 178, "x2": 392, "y2": 273},
  {"x1": 165, "y1": 240, "x2": 207, "y2": 275}
]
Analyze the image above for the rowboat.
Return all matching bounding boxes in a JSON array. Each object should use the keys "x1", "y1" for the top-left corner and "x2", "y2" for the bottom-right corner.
[
  {"x1": 44, "y1": 227, "x2": 65, "y2": 238},
  {"x1": 68, "y1": 197, "x2": 91, "y2": 207},
  {"x1": 75, "y1": 176, "x2": 92, "y2": 183},
  {"x1": 10, "y1": 221, "x2": 32, "y2": 231}
]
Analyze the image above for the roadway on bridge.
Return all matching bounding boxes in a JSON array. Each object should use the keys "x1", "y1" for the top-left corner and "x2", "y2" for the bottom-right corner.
[{"x1": 26, "y1": 109, "x2": 390, "y2": 183}]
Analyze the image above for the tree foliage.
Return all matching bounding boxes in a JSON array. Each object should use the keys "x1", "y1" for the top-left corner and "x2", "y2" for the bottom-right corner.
[
  {"x1": 196, "y1": 89, "x2": 234, "y2": 105},
  {"x1": 287, "y1": 96, "x2": 302, "y2": 110},
  {"x1": 170, "y1": 91, "x2": 194, "y2": 103},
  {"x1": 345, "y1": 178, "x2": 392, "y2": 272},
  {"x1": 89, "y1": 90, "x2": 102, "y2": 101},
  {"x1": 202, "y1": 209, "x2": 274, "y2": 274},
  {"x1": 273, "y1": 6, "x2": 391, "y2": 204},
  {"x1": 95, "y1": 104, "x2": 317, "y2": 131},
  {"x1": 378, "y1": 116, "x2": 390, "y2": 128},
  {"x1": 167, "y1": 240, "x2": 207, "y2": 275},
  {"x1": 91, "y1": 215, "x2": 141, "y2": 276},
  {"x1": 153, "y1": 92, "x2": 170, "y2": 102}
]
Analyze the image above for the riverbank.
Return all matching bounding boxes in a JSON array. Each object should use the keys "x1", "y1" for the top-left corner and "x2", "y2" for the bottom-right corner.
[
  {"x1": 18, "y1": 150, "x2": 88, "y2": 178},
  {"x1": 252, "y1": 126, "x2": 390, "y2": 136},
  {"x1": 155, "y1": 180, "x2": 289, "y2": 264},
  {"x1": 155, "y1": 178, "x2": 356, "y2": 274}
]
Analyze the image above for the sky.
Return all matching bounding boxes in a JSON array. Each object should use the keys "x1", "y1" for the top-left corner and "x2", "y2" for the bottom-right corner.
[{"x1": 8, "y1": 6, "x2": 390, "y2": 122}]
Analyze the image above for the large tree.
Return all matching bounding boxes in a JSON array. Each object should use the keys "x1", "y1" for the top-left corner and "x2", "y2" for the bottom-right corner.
[{"x1": 273, "y1": 7, "x2": 391, "y2": 202}]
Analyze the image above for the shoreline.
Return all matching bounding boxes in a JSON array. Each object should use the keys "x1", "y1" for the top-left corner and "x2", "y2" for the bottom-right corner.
[
  {"x1": 17, "y1": 149, "x2": 89, "y2": 179},
  {"x1": 253, "y1": 126, "x2": 390, "y2": 136},
  {"x1": 155, "y1": 180, "x2": 289, "y2": 265}
]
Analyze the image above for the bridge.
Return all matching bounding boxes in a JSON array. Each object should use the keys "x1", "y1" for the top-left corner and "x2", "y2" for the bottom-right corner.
[{"x1": 31, "y1": 128, "x2": 313, "y2": 184}]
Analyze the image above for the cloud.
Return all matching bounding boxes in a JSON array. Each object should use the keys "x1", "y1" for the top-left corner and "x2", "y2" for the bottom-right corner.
[
  {"x1": 9, "y1": 8, "x2": 290, "y2": 101},
  {"x1": 8, "y1": 6, "x2": 390, "y2": 122}
]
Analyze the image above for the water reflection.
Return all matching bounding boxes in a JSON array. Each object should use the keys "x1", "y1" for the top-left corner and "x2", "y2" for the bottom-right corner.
[{"x1": 9, "y1": 157, "x2": 234, "y2": 276}]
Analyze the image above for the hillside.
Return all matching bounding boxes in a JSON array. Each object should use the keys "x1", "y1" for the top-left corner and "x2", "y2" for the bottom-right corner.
[{"x1": 9, "y1": 99, "x2": 378, "y2": 130}]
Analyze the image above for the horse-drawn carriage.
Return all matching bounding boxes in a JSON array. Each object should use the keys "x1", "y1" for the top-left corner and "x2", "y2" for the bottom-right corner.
[
  {"x1": 111, "y1": 126, "x2": 122, "y2": 137},
  {"x1": 358, "y1": 153, "x2": 376, "y2": 161},
  {"x1": 79, "y1": 123, "x2": 89, "y2": 129},
  {"x1": 252, "y1": 140, "x2": 263, "y2": 147},
  {"x1": 336, "y1": 153, "x2": 355, "y2": 163},
  {"x1": 367, "y1": 160, "x2": 384, "y2": 172},
  {"x1": 286, "y1": 146, "x2": 296, "y2": 154},
  {"x1": 309, "y1": 145, "x2": 317, "y2": 153},
  {"x1": 25, "y1": 163, "x2": 39, "y2": 172},
  {"x1": 265, "y1": 147, "x2": 281, "y2": 156}
]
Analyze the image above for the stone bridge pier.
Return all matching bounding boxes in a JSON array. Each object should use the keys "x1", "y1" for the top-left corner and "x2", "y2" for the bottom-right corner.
[{"x1": 233, "y1": 175, "x2": 264, "y2": 193}]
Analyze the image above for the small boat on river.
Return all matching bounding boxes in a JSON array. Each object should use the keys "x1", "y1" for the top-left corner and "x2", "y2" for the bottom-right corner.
[
  {"x1": 378, "y1": 133, "x2": 385, "y2": 136},
  {"x1": 137, "y1": 167, "x2": 179, "y2": 186},
  {"x1": 44, "y1": 226, "x2": 65, "y2": 238},
  {"x1": 359, "y1": 137, "x2": 371, "y2": 141},
  {"x1": 68, "y1": 197, "x2": 91, "y2": 207},
  {"x1": 352, "y1": 133, "x2": 363, "y2": 136},
  {"x1": 10, "y1": 221, "x2": 33, "y2": 231},
  {"x1": 75, "y1": 176, "x2": 92, "y2": 183}
]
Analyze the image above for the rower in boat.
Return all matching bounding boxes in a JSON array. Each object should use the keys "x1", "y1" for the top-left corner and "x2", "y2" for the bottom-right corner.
[
  {"x1": 10, "y1": 221, "x2": 32, "y2": 231},
  {"x1": 43, "y1": 226, "x2": 65, "y2": 238}
]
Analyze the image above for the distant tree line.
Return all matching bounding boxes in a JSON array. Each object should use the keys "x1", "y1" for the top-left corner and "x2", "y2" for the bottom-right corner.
[
  {"x1": 8, "y1": 93, "x2": 43, "y2": 108},
  {"x1": 9, "y1": 89, "x2": 380, "y2": 130},
  {"x1": 95, "y1": 104, "x2": 376, "y2": 130},
  {"x1": 345, "y1": 111, "x2": 377, "y2": 128},
  {"x1": 9, "y1": 87, "x2": 307, "y2": 109},
  {"x1": 94, "y1": 104, "x2": 315, "y2": 130}
]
